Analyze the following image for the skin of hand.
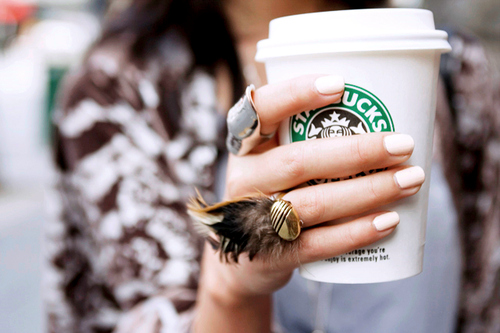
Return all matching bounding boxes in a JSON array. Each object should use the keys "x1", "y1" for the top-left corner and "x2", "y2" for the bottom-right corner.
[{"x1": 194, "y1": 74, "x2": 423, "y2": 332}]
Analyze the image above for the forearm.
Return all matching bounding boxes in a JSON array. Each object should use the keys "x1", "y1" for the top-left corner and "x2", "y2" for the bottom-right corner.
[{"x1": 195, "y1": 285, "x2": 272, "y2": 333}]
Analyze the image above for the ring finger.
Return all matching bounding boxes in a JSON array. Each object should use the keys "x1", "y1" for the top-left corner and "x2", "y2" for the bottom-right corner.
[{"x1": 282, "y1": 165, "x2": 425, "y2": 227}]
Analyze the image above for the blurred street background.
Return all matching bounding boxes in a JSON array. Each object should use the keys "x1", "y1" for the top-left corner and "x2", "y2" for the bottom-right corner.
[{"x1": 0, "y1": 0, "x2": 498, "y2": 332}]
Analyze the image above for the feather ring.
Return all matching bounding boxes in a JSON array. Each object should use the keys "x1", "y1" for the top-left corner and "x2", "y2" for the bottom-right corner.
[{"x1": 187, "y1": 191, "x2": 301, "y2": 263}]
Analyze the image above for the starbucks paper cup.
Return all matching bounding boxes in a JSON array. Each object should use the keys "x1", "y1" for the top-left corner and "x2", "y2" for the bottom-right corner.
[{"x1": 256, "y1": 9, "x2": 451, "y2": 283}]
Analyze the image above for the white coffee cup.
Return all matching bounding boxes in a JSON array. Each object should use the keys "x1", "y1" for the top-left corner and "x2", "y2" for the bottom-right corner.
[{"x1": 256, "y1": 8, "x2": 451, "y2": 283}]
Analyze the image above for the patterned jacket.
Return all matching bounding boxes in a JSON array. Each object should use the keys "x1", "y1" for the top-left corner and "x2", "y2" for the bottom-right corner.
[{"x1": 46, "y1": 31, "x2": 224, "y2": 332}]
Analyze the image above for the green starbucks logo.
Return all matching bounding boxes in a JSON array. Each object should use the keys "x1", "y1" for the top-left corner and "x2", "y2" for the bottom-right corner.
[
  {"x1": 291, "y1": 84, "x2": 394, "y2": 142},
  {"x1": 290, "y1": 84, "x2": 395, "y2": 185}
]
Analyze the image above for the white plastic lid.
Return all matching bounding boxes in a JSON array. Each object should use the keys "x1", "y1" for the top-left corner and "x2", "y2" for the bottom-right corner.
[{"x1": 256, "y1": 9, "x2": 451, "y2": 61}]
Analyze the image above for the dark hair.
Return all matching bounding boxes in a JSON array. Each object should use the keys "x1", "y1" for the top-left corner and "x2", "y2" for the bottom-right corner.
[
  {"x1": 100, "y1": 0, "x2": 245, "y2": 99},
  {"x1": 341, "y1": 0, "x2": 388, "y2": 9},
  {"x1": 97, "y1": 0, "x2": 388, "y2": 97}
]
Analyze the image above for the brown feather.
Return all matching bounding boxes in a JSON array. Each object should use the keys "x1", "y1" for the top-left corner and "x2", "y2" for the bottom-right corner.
[{"x1": 187, "y1": 191, "x2": 300, "y2": 263}]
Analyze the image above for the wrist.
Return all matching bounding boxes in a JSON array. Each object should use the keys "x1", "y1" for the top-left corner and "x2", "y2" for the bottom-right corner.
[
  {"x1": 201, "y1": 242, "x2": 274, "y2": 298},
  {"x1": 202, "y1": 275, "x2": 270, "y2": 309},
  {"x1": 201, "y1": 255, "x2": 268, "y2": 306},
  {"x1": 196, "y1": 257, "x2": 272, "y2": 333}
]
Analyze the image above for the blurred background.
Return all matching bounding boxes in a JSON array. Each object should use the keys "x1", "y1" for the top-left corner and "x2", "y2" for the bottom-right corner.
[{"x1": 0, "y1": 0, "x2": 498, "y2": 332}]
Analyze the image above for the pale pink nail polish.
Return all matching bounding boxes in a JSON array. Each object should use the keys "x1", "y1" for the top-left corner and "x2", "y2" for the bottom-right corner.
[
  {"x1": 314, "y1": 75, "x2": 345, "y2": 95},
  {"x1": 384, "y1": 134, "x2": 414, "y2": 156},
  {"x1": 373, "y1": 212, "x2": 400, "y2": 231},
  {"x1": 394, "y1": 166, "x2": 425, "y2": 189}
]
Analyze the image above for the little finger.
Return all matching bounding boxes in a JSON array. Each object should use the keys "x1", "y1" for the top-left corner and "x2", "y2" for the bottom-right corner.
[{"x1": 296, "y1": 211, "x2": 400, "y2": 265}]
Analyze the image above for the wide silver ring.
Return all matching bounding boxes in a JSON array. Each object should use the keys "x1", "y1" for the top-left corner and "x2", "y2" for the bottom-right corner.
[{"x1": 226, "y1": 85, "x2": 274, "y2": 156}]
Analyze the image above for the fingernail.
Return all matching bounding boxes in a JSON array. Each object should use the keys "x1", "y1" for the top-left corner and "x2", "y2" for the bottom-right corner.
[
  {"x1": 314, "y1": 75, "x2": 345, "y2": 95},
  {"x1": 394, "y1": 166, "x2": 425, "y2": 189},
  {"x1": 373, "y1": 212, "x2": 400, "y2": 231},
  {"x1": 384, "y1": 134, "x2": 414, "y2": 156}
]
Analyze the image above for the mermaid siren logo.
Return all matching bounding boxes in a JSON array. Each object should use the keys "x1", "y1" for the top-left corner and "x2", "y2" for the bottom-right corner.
[
  {"x1": 307, "y1": 111, "x2": 367, "y2": 140},
  {"x1": 290, "y1": 84, "x2": 395, "y2": 185}
]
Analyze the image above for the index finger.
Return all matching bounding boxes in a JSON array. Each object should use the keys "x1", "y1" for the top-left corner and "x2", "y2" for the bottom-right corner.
[{"x1": 253, "y1": 74, "x2": 345, "y2": 135}]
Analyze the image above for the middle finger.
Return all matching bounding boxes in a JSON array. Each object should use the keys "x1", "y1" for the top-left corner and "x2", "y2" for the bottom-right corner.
[{"x1": 227, "y1": 132, "x2": 414, "y2": 196}]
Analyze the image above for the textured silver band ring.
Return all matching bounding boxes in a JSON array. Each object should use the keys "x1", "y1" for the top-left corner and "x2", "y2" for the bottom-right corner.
[{"x1": 226, "y1": 84, "x2": 274, "y2": 156}]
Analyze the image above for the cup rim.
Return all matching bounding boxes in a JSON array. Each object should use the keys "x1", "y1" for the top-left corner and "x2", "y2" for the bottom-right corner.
[{"x1": 256, "y1": 8, "x2": 451, "y2": 61}]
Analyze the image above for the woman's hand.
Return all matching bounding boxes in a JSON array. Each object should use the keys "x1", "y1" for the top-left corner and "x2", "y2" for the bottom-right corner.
[{"x1": 195, "y1": 75, "x2": 423, "y2": 332}]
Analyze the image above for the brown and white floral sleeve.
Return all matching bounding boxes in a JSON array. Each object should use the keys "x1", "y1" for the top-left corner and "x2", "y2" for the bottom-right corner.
[
  {"x1": 436, "y1": 31, "x2": 500, "y2": 332},
  {"x1": 44, "y1": 38, "x2": 225, "y2": 333}
]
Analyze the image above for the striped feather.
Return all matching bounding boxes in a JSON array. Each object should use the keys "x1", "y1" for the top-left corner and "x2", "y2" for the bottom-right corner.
[{"x1": 186, "y1": 191, "x2": 301, "y2": 262}]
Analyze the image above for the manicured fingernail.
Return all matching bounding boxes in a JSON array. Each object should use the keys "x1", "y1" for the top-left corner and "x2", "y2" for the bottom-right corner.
[
  {"x1": 314, "y1": 75, "x2": 345, "y2": 95},
  {"x1": 394, "y1": 166, "x2": 425, "y2": 189},
  {"x1": 384, "y1": 134, "x2": 414, "y2": 156},
  {"x1": 373, "y1": 212, "x2": 400, "y2": 231}
]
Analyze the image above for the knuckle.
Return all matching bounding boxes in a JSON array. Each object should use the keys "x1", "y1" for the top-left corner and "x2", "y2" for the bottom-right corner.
[
  {"x1": 340, "y1": 224, "x2": 359, "y2": 249},
  {"x1": 280, "y1": 146, "x2": 306, "y2": 179},
  {"x1": 364, "y1": 176, "x2": 381, "y2": 201},
  {"x1": 286, "y1": 79, "x2": 307, "y2": 107},
  {"x1": 297, "y1": 189, "x2": 323, "y2": 222},
  {"x1": 351, "y1": 136, "x2": 372, "y2": 166}
]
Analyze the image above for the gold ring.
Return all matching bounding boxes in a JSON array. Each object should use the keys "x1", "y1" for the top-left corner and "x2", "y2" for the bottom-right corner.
[{"x1": 270, "y1": 198, "x2": 301, "y2": 241}]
